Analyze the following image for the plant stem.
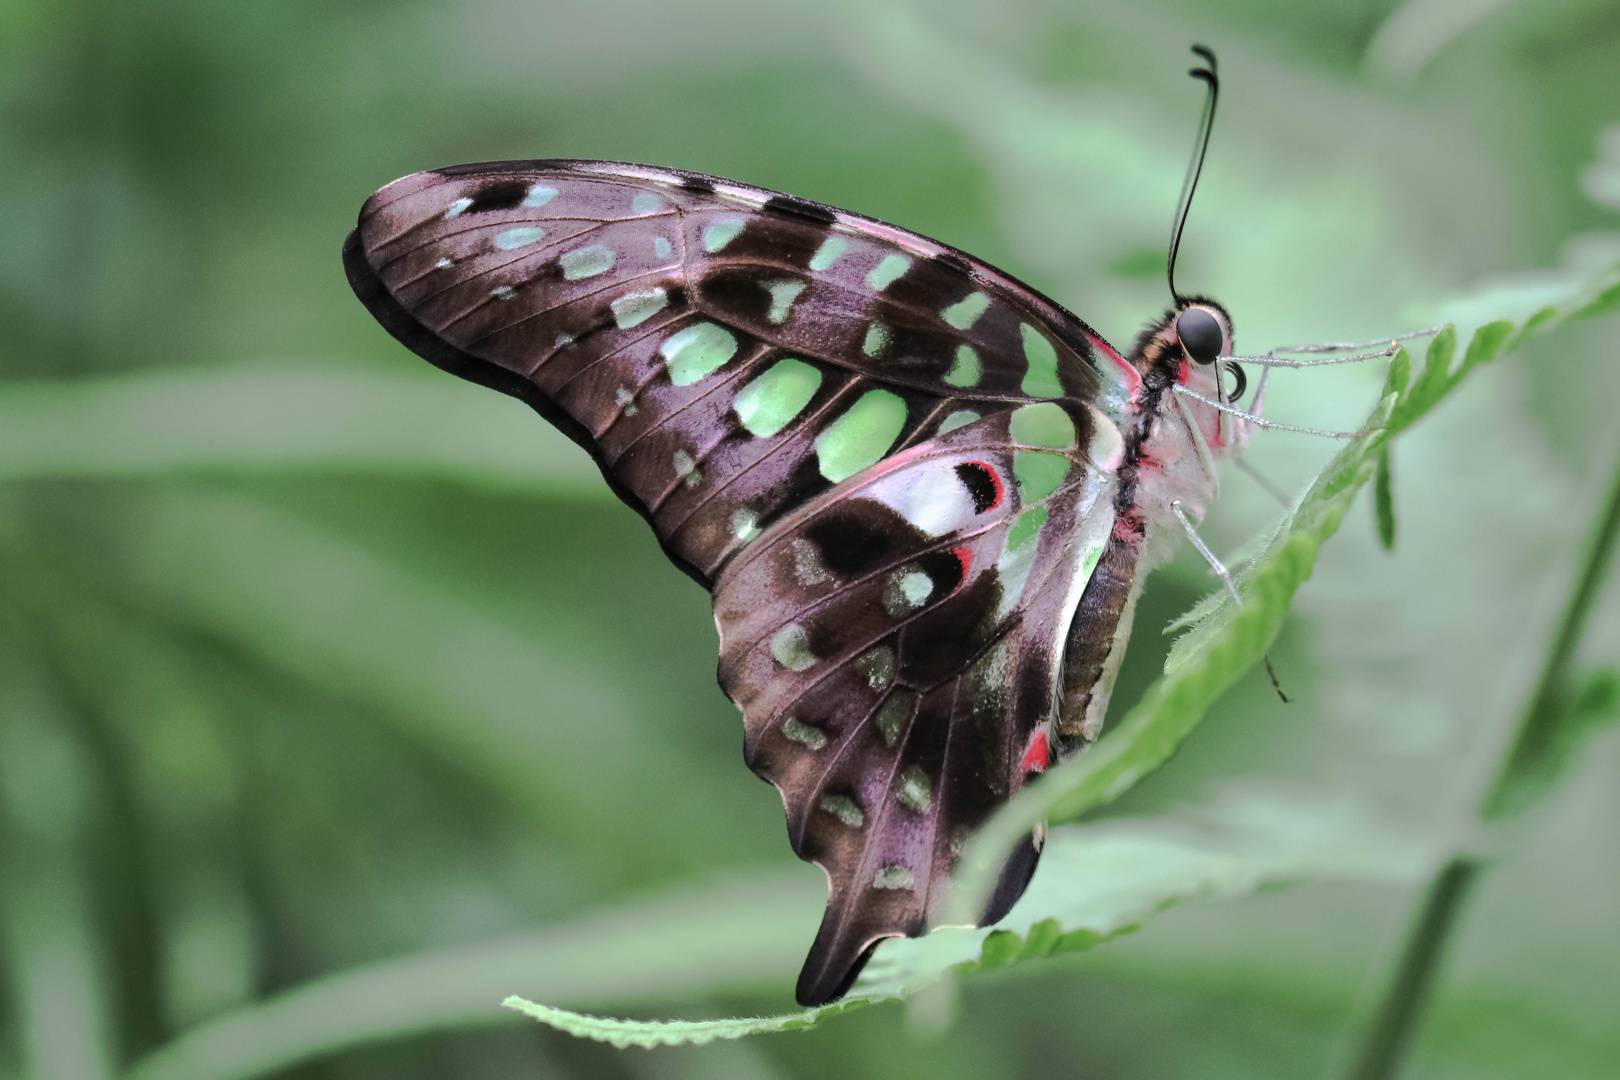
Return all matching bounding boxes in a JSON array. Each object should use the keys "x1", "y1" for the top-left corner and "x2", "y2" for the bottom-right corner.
[
  {"x1": 1344, "y1": 858, "x2": 1481, "y2": 1080},
  {"x1": 1484, "y1": 445, "x2": 1620, "y2": 816},
  {"x1": 1342, "y1": 440, "x2": 1620, "y2": 1080}
]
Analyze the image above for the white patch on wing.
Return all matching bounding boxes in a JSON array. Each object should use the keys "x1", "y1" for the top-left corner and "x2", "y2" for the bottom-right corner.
[{"x1": 865, "y1": 462, "x2": 977, "y2": 538}]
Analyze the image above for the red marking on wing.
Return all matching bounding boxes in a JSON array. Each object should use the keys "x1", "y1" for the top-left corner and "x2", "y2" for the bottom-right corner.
[
  {"x1": 1020, "y1": 729, "x2": 1050, "y2": 774},
  {"x1": 951, "y1": 545, "x2": 974, "y2": 580}
]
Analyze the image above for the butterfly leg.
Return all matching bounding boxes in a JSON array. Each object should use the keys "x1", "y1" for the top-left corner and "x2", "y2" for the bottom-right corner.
[
  {"x1": 1261, "y1": 325, "x2": 1447, "y2": 356},
  {"x1": 1219, "y1": 325, "x2": 1449, "y2": 369},
  {"x1": 1172, "y1": 385, "x2": 1367, "y2": 439},
  {"x1": 1172, "y1": 390, "x2": 1221, "y2": 492},
  {"x1": 1171, "y1": 500, "x2": 1241, "y2": 606},
  {"x1": 1233, "y1": 456, "x2": 1291, "y2": 507}
]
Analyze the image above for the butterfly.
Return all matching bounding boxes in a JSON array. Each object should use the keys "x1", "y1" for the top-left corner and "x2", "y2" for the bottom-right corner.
[{"x1": 343, "y1": 49, "x2": 1254, "y2": 1007}]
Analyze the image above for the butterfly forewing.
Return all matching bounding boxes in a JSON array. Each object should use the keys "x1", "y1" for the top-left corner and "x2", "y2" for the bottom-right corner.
[
  {"x1": 344, "y1": 160, "x2": 1122, "y2": 1007},
  {"x1": 347, "y1": 161, "x2": 1106, "y2": 587},
  {"x1": 714, "y1": 404, "x2": 1114, "y2": 1004}
]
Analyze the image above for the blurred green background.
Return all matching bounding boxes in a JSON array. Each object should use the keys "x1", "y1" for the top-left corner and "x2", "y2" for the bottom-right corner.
[{"x1": 2, "y1": 0, "x2": 1618, "y2": 1078}]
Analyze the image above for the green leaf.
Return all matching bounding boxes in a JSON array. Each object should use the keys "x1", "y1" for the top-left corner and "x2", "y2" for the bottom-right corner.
[
  {"x1": 98, "y1": 485, "x2": 734, "y2": 861},
  {"x1": 1382, "y1": 345, "x2": 1411, "y2": 397},
  {"x1": 121, "y1": 870, "x2": 821, "y2": 1080},
  {"x1": 1374, "y1": 445, "x2": 1396, "y2": 551},
  {"x1": 499, "y1": 999, "x2": 834, "y2": 1049},
  {"x1": 1388, "y1": 328, "x2": 1454, "y2": 433},
  {"x1": 1458, "y1": 319, "x2": 1514, "y2": 379},
  {"x1": 502, "y1": 795, "x2": 1431, "y2": 1049},
  {"x1": 1508, "y1": 305, "x2": 1560, "y2": 349}
]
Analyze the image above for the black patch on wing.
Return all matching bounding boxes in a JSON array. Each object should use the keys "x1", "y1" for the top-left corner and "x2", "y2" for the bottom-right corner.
[
  {"x1": 807, "y1": 512, "x2": 902, "y2": 577},
  {"x1": 955, "y1": 462, "x2": 999, "y2": 513},
  {"x1": 695, "y1": 269, "x2": 783, "y2": 325},
  {"x1": 914, "y1": 549, "x2": 967, "y2": 596},
  {"x1": 681, "y1": 175, "x2": 717, "y2": 194},
  {"x1": 464, "y1": 179, "x2": 530, "y2": 213},
  {"x1": 764, "y1": 194, "x2": 838, "y2": 226}
]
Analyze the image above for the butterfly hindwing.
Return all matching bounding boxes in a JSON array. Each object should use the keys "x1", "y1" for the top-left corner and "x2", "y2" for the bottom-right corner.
[
  {"x1": 344, "y1": 160, "x2": 1124, "y2": 1007},
  {"x1": 713, "y1": 403, "x2": 1116, "y2": 1004},
  {"x1": 345, "y1": 160, "x2": 1107, "y2": 587}
]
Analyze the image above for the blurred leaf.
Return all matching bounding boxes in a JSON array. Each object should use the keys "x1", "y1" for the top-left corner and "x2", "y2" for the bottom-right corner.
[
  {"x1": 113, "y1": 485, "x2": 631, "y2": 827},
  {"x1": 0, "y1": 367, "x2": 605, "y2": 495},
  {"x1": 1364, "y1": 0, "x2": 1523, "y2": 85},
  {"x1": 123, "y1": 871, "x2": 817, "y2": 1080},
  {"x1": 0, "y1": 622, "x2": 117, "y2": 1080},
  {"x1": 1570, "y1": 280, "x2": 1620, "y2": 322}
]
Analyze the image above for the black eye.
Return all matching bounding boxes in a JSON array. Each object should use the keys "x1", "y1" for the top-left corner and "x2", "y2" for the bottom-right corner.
[
  {"x1": 1175, "y1": 307, "x2": 1223, "y2": 365},
  {"x1": 1223, "y1": 362, "x2": 1247, "y2": 402}
]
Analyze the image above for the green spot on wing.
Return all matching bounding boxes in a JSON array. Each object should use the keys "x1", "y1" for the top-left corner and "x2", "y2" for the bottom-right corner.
[
  {"x1": 1080, "y1": 536, "x2": 1105, "y2": 579},
  {"x1": 661, "y1": 323, "x2": 738, "y2": 386},
  {"x1": 764, "y1": 280, "x2": 806, "y2": 325},
  {"x1": 865, "y1": 254, "x2": 910, "y2": 291},
  {"x1": 1014, "y1": 450, "x2": 1069, "y2": 503},
  {"x1": 820, "y1": 794, "x2": 864, "y2": 827},
  {"x1": 610, "y1": 288, "x2": 668, "y2": 329},
  {"x1": 862, "y1": 323, "x2": 891, "y2": 357},
  {"x1": 560, "y1": 244, "x2": 616, "y2": 280},
  {"x1": 809, "y1": 235, "x2": 848, "y2": 271},
  {"x1": 873, "y1": 865, "x2": 914, "y2": 890},
  {"x1": 814, "y1": 389, "x2": 906, "y2": 482},
  {"x1": 522, "y1": 185, "x2": 558, "y2": 207},
  {"x1": 897, "y1": 765, "x2": 931, "y2": 812},
  {"x1": 944, "y1": 344, "x2": 981, "y2": 388},
  {"x1": 1006, "y1": 506, "x2": 1048, "y2": 550},
  {"x1": 781, "y1": 717, "x2": 827, "y2": 750},
  {"x1": 769, "y1": 624, "x2": 815, "y2": 671},
  {"x1": 703, "y1": 218, "x2": 746, "y2": 253},
  {"x1": 1009, "y1": 401, "x2": 1076, "y2": 449},
  {"x1": 941, "y1": 291, "x2": 990, "y2": 329},
  {"x1": 733, "y1": 359, "x2": 821, "y2": 438},
  {"x1": 938, "y1": 409, "x2": 979, "y2": 434},
  {"x1": 1020, "y1": 324, "x2": 1063, "y2": 397},
  {"x1": 494, "y1": 226, "x2": 547, "y2": 250},
  {"x1": 631, "y1": 192, "x2": 661, "y2": 214},
  {"x1": 874, "y1": 691, "x2": 914, "y2": 746}
]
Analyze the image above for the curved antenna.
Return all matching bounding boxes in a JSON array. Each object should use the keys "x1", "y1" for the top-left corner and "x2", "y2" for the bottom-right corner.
[{"x1": 1167, "y1": 44, "x2": 1219, "y2": 304}]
